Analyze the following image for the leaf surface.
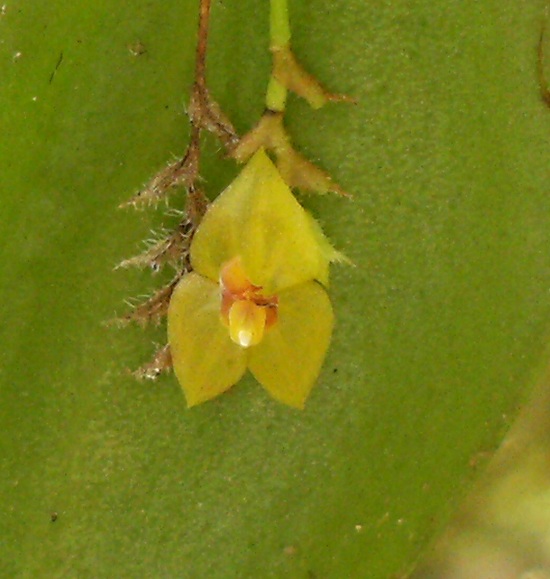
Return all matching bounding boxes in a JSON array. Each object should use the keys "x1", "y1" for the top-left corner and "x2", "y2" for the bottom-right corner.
[{"x1": 0, "y1": 1, "x2": 549, "y2": 578}]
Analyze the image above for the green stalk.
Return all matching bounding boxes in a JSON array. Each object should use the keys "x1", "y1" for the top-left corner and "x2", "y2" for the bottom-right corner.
[
  {"x1": 269, "y1": 0, "x2": 291, "y2": 48},
  {"x1": 266, "y1": 0, "x2": 290, "y2": 112}
]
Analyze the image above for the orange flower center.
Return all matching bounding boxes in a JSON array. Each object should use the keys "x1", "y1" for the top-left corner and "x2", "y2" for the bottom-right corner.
[{"x1": 219, "y1": 257, "x2": 278, "y2": 348}]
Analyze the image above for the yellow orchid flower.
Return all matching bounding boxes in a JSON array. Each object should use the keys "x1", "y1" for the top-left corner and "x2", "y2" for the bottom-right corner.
[{"x1": 167, "y1": 149, "x2": 343, "y2": 408}]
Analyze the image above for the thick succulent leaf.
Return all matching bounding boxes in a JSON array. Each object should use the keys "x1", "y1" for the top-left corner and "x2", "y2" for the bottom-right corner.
[
  {"x1": 191, "y1": 148, "x2": 337, "y2": 292},
  {"x1": 249, "y1": 281, "x2": 333, "y2": 409},
  {"x1": 1, "y1": 1, "x2": 549, "y2": 579},
  {"x1": 168, "y1": 273, "x2": 247, "y2": 407}
]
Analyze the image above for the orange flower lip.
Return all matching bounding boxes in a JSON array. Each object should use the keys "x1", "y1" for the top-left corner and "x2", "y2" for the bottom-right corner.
[{"x1": 220, "y1": 256, "x2": 278, "y2": 347}]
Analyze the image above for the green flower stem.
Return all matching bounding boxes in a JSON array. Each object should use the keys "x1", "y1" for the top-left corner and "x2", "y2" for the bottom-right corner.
[
  {"x1": 266, "y1": 0, "x2": 290, "y2": 112},
  {"x1": 232, "y1": 0, "x2": 349, "y2": 195},
  {"x1": 269, "y1": 0, "x2": 291, "y2": 49},
  {"x1": 266, "y1": 76, "x2": 287, "y2": 112}
]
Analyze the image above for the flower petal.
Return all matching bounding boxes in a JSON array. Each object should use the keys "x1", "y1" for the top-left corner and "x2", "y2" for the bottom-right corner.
[
  {"x1": 248, "y1": 281, "x2": 333, "y2": 409},
  {"x1": 190, "y1": 149, "x2": 339, "y2": 292},
  {"x1": 167, "y1": 273, "x2": 247, "y2": 407}
]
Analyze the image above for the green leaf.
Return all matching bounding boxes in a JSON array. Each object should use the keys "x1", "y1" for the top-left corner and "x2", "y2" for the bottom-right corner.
[{"x1": 1, "y1": 1, "x2": 548, "y2": 578}]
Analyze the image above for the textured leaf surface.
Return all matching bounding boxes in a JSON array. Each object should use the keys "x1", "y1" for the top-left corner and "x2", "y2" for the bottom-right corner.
[{"x1": 1, "y1": 1, "x2": 549, "y2": 578}]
